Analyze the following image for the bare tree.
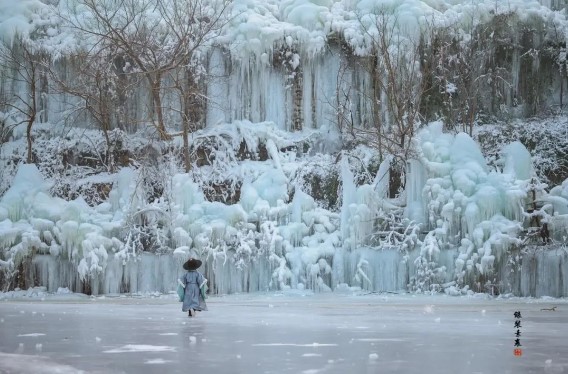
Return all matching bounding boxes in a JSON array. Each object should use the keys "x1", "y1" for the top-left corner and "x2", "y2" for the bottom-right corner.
[
  {"x1": 331, "y1": 11, "x2": 433, "y2": 192},
  {"x1": 0, "y1": 38, "x2": 47, "y2": 164},
  {"x1": 61, "y1": 0, "x2": 231, "y2": 142},
  {"x1": 424, "y1": 13, "x2": 524, "y2": 135},
  {"x1": 49, "y1": 48, "x2": 139, "y2": 172},
  {"x1": 169, "y1": 64, "x2": 205, "y2": 172},
  {"x1": 359, "y1": 12, "x2": 430, "y2": 164},
  {"x1": 425, "y1": 23, "x2": 489, "y2": 136}
]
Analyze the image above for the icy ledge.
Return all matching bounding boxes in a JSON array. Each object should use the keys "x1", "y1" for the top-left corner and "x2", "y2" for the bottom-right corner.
[{"x1": 14, "y1": 248, "x2": 568, "y2": 298}]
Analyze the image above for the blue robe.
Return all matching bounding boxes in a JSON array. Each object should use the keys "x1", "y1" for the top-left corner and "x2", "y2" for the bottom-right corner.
[{"x1": 180, "y1": 271, "x2": 208, "y2": 312}]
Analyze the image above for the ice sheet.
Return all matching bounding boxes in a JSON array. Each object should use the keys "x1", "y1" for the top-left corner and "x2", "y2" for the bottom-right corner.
[{"x1": 0, "y1": 293, "x2": 567, "y2": 374}]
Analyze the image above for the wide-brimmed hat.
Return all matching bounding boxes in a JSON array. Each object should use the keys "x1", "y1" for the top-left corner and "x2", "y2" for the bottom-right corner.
[{"x1": 183, "y1": 258, "x2": 202, "y2": 271}]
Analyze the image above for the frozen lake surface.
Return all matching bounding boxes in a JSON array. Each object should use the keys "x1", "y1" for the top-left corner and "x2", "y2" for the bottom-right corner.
[{"x1": 1, "y1": 291, "x2": 567, "y2": 374}]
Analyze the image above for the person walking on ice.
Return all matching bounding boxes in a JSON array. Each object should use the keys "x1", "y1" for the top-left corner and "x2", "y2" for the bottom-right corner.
[{"x1": 178, "y1": 258, "x2": 208, "y2": 317}]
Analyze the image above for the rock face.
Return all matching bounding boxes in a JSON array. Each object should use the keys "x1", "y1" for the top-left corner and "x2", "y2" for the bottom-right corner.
[{"x1": 1, "y1": 2, "x2": 567, "y2": 135}]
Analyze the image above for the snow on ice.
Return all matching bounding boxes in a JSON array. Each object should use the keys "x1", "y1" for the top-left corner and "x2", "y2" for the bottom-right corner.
[{"x1": 0, "y1": 293, "x2": 567, "y2": 373}]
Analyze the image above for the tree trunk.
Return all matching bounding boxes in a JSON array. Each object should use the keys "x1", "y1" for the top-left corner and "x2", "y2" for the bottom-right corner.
[
  {"x1": 26, "y1": 117, "x2": 34, "y2": 164},
  {"x1": 26, "y1": 62, "x2": 37, "y2": 164},
  {"x1": 182, "y1": 117, "x2": 191, "y2": 173},
  {"x1": 560, "y1": 64, "x2": 564, "y2": 110},
  {"x1": 180, "y1": 69, "x2": 204, "y2": 172},
  {"x1": 371, "y1": 53, "x2": 383, "y2": 161},
  {"x1": 103, "y1": 126, "x2": 113, "y2": 172},
  {"x1": 292, "y1": 68, "x2": 303, "y2": 132},
  {"x1": 150, "y1": 75, "x2": 170, "y2": 140}
]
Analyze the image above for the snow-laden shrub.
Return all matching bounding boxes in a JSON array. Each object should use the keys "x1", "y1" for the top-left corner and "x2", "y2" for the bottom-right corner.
[
  {"x1": 476, "y1": 117, "x2": 568, "y2": 186},
  {"x1": 408, "y1": 232, "x2": 446, "y2": 294}
]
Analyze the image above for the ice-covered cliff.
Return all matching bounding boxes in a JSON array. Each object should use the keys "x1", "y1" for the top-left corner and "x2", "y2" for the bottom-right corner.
[{"x1": 2, "y1": 0, "x2": 568, "y2": 296}]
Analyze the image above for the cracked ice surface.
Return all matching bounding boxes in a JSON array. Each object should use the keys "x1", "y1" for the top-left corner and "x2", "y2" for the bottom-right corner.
[{"x1": 0, "y1": 292, "x2": 567, "y2": 374}]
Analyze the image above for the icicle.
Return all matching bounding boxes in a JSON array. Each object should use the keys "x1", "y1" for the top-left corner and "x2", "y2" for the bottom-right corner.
[{"x1": 373, "y1": 156, "x2": 392, "y2": 199}]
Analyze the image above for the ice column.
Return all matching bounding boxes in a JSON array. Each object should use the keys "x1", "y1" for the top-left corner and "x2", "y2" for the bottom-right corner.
[
  {"x1": 405, "y1": 159, "x2": 426, "y2": 225},
  {"x1": 340, "y1": 157, "x2": 357, "y2": 250}
]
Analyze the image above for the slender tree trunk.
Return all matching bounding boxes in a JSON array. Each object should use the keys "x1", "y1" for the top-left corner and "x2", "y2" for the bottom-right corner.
[
  {"x1": 468, "y1": 98, "x2": 476, "y2": 137},
  {"x1": 26, "y1": 63, "x2": 37, "y2": 164},
  {"x1": 182, "y1": 117, "x2": 190, "y2": 173},
  {"x1": 96, "y1": 76, "x2": 114, "y2": 171},
  {"x1": 371, "y1": 53, "x2": 383, "y2": 161},
  {"x1": 182, "y1": 70, "x2": 191, "y2": 172},
  {"x1": 26, "y1": 116, "x2": 35, "y2": 164},
  {"x1": 292, "y1": 68, "x2": 303, "y2": 132},
  {"x1": 149, "y1": 75, "x2": 170, "y2": 140},
  {"x1": 560, "y1": 64, "x2": 564, "y2": 110},
  {"x1": 102, "y1": 118, "x2": 113, "y2": 172},
  {"x1": 181, "y1": 68, "x2": 205, "y2": 172}
]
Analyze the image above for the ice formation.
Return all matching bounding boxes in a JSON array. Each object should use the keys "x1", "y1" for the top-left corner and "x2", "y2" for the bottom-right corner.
[
  {"x1": 1, "y1": 118, "x2": 568, "y2": 296},
  {"x1": 407, "y1": 122, "x2": 537, "y2": 293},
  {"x1": 1, "y1": 0, "x2": 568, "y2": 296}
]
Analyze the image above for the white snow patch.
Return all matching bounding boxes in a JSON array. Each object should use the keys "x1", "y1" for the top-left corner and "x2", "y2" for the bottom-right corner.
[
  {"x1": 103, "y1": 345, "x2": 176, "y2": 353},
  {"x1": 252, "y1": 343, "x2": 337, "y2": 347},
  {"x1": 0, "y1": 353, "x2": 85, "y2": 374},
  {"x1": 356, "y1": 338, "x2": 409, "y2": 342},
  {"x1": 17, "y1": 333, "x2": 45, "y2": 337},
  {"x1": 145, "y1": 359, "x2": 170, "y2": 365}
]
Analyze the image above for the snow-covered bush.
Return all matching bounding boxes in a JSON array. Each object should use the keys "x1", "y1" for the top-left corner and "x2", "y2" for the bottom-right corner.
[
  {"x1": 476, "y1": 117, "x2": 568, "y2": 186},
  {"x1": 408, "y1": 232, "x2": 446, "y2": 294}
]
